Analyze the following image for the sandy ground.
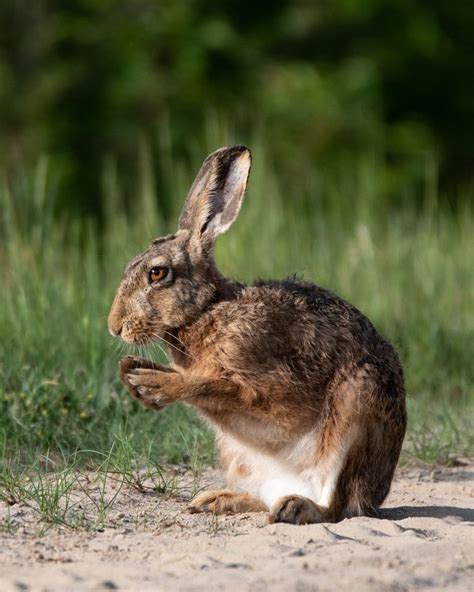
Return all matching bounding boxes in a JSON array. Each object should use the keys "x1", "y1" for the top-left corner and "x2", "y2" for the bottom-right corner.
[{"x1": 0, "y1": 462, "x2": 473, "y2": 592}]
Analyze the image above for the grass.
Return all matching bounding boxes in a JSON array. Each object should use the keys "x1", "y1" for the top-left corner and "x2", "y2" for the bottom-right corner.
[
  {"x1": 0, "y1": 126, "x2": 473, "y2": 526},
  {"x1": 0, "y1": 445, "x2": 187, "y2": 533}
]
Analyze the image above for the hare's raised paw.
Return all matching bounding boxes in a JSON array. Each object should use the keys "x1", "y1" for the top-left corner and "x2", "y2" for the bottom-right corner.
[
  {"x1": 119, "y1": 356, "x2": 177, "y2": 408},
  {"x1": 188, "y1": 490, "x2": 266, "y2": 515},
  {"x1": 269, "y1": 495, "x2": 327, "y2": 525},
  {"x1": 125, "y1": 368, "x2": 183, "y2": 410}
]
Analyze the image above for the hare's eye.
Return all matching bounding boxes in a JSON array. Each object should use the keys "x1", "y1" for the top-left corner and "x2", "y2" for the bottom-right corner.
[{"x1": 149, "y1": 266, "x2": 169, "y2": 284}]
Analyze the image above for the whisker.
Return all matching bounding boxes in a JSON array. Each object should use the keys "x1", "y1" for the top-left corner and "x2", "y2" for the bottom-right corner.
[
  {"x1": 150, "y1": 331, "x2": 193, "y2": 360},
  {"x1": 154, "y1": 341, "x2": 170, "y2": 363},
  {"x1": 161, "y1": 331, "x2": 192, "y2": 358},
  {"x1": 160, "y1": 336, "x2": 191, "y2": 359},
  {"x1": 164, "y1": 330, "x2": 189, "y2": 351},
  {"x1": 149, "y1": 333, "x2": 171, "y2": 355},
  {"x1": 110, "y1": 336, "x2": 126, "y2": 359},
  {"x1": 107, "y1": 324, "x2": 193, "y2": 365}
]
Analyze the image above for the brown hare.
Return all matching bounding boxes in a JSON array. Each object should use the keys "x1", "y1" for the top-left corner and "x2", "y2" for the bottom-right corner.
[{"x1": 108, "y1": 145, "x2": 407, "y2": 524}]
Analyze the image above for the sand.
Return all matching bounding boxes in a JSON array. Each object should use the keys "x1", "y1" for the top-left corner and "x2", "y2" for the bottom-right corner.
[{"x1": 1, "y1": 461, "x2": 473, "y2": 591}]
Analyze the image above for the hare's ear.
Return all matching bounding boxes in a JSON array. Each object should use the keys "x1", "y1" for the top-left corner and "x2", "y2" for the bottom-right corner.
[{"x1": 178, "y1": 145, "x2": 251, "y2": 252}]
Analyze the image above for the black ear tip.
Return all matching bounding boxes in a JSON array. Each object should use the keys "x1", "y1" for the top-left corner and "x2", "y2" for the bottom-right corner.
[
  {"x1": 230, "y1": 144, "x2": 250, "y2": 157},
  {"x1": 230, "y1": 144, "x2": 250, "y2": 153},
  {"x1": 203, "y1": 145, "x2": 251, "y2": 168},
  {"x1": 219, "y1": 145, "x2": 251, "y2": 164}
]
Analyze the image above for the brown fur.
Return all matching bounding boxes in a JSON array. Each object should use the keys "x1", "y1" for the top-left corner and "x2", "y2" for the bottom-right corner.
[{"x1": 108, "y1": 145, "x2": 407, "y2": 524}]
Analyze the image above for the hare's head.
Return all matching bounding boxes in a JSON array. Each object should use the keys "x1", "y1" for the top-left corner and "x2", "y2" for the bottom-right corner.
[{"x1": 108, "y1": 145, "x2": 251, "y2": 344}]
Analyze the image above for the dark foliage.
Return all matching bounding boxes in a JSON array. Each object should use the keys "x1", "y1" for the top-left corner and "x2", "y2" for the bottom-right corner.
[{"x1": 0, "y1": 0, "x2": 473, "y2": 210}]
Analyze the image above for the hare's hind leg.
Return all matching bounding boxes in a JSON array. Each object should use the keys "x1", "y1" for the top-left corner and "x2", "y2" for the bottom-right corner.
[
  {"x1": 268, "y1": 424, "x2": 360, "y2": 525},
  {"x1": 310, "y1": 373, "x2": 406, "y2": 521},
  {"x1": 339, "y1": 413, "x2": 407, "y2": 519},
  {"x1": 269, "y1": 495, "x2": 328, "y2": 524},
  {"x1": 188, "y1": 490, "x2": 266, "y2": 515}
]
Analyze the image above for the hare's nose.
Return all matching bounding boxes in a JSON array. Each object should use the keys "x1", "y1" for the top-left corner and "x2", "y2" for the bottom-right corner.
[
  {"x1": 109, "y1": 324, "x2": 122, "y2": 337},
  {"x1": 108, "y1": 311, "x2": 124, "y2": 337},
  {"x1": 108, "y1": 297, "x2": 126, "y2": 337}
]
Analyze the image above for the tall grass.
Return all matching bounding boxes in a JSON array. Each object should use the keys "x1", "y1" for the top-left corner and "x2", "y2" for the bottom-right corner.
[{"x1": 0, "y1": 129, "x2": 473, "y2": 477}]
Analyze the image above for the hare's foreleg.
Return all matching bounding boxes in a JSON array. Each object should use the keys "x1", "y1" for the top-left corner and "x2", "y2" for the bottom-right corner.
[{"x1": 124, "y1": 366, "x2": 247, "y2": 412}]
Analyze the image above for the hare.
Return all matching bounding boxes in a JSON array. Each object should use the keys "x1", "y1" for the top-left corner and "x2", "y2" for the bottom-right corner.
[{"x1": 108, "y1": 145, "x2": 407, "y2": 524}]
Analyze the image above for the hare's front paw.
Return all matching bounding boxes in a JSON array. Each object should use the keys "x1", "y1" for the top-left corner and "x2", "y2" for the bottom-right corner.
[
  {"x1": 125, "y1": 367, "x2": 183, "y2": 410},
  {"x1": 119, "y1": 356, "x2": 175, "y2": 408}
]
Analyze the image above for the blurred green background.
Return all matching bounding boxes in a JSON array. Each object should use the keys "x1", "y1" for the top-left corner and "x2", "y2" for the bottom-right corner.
[
  {"x1": 0, "y1": 1, "x2": 473, "y2": 472},
  {"x1": 2, "y1": 0, "x2": 474, "y2": 211}
]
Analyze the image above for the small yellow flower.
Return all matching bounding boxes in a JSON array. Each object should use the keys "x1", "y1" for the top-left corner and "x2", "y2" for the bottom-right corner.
[{"x1": 79, "y1": 411, "x2": 88, "y2": 419}]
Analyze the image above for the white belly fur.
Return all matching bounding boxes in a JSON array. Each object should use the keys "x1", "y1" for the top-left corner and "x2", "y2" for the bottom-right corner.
[{"x1": 220, "y1": 425, "x2": 358, "y2": 510}]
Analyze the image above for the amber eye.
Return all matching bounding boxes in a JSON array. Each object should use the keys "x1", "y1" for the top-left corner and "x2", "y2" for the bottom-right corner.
[{"x1": 149, "y1": 266, "x2": 169, "y2": 284}]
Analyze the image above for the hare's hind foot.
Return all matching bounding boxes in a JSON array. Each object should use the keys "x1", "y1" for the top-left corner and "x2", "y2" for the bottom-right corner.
[
  {"x1": 269, "y1": 495, "x2": 330, "y2": 525},
  {"x1": 188, "y1": 489, "x2": 266, "y2": 515}
]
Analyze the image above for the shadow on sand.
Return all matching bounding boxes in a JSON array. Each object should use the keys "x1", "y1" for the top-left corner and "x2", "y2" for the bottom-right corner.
[{"x1": 377, "y1": 505, "x2": 474, "y2": 521}]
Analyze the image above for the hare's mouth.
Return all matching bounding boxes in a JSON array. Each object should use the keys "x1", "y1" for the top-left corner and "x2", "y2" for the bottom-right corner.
[
  {"x1": 122, "y1": 334, "x2": 155, "y2": 345},
  {"x1": 122, "y1": 330, "x2": 159, "y2": 346},
  {"x1": 114, "y1": 321, "x2": 160, "y2": 346}
]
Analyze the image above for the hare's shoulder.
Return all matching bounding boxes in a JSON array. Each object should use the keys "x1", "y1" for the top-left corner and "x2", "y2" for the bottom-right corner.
[
  {"x1": 213, "y1": 279, "x2": 316, "y2": 327},
  {"x1": 206, "y1": 277, "x2": 384, "y2": 362},
  {"x1": 204, "y1": 279, "x2": 341, "y2": 358},
  {"x1": 250, "y1": 278, "x2": 359, "y2": 315},
  {"x1": 222, "y1": 278, "x2": 359, "y2": 321},
  {"x1": 208, "y1": 277, "x2": 365, "y2": 332}
]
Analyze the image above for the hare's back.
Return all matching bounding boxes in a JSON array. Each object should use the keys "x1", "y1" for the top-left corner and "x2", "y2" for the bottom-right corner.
[{"x1": 210, "y1": 278, "x2": 391, "y2": 379}]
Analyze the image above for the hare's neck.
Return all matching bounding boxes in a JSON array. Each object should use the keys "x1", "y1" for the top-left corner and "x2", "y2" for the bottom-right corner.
[
  {"x1": 168, "y1": 265, "x2": 244, "y2": 368},
  {"x1": 210, "y1": 264, "x2": 244, "y2": 302}
]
